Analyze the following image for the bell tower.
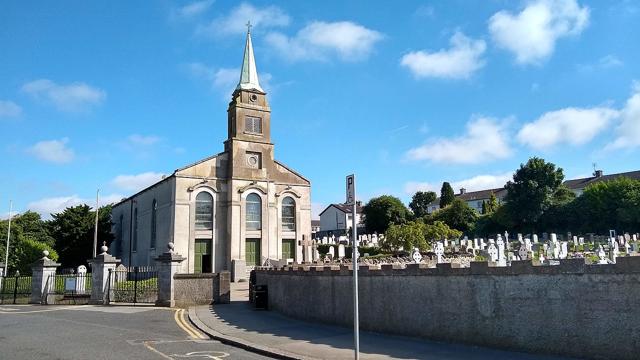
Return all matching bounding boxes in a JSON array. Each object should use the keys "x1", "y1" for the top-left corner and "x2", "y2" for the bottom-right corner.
[{"x1": 225, "y1": 24, "x2": 274, "y2": 178}]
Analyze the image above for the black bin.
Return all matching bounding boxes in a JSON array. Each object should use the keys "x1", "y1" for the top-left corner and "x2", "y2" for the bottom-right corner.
[{"x1": 254, "y1": 285, "x2": 268, "y2": 310}]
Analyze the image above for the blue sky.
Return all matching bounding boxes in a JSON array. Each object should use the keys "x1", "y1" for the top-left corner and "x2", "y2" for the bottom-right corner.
[{"x1": 1, "y1": 0, "x2": 639, "y2": 219}]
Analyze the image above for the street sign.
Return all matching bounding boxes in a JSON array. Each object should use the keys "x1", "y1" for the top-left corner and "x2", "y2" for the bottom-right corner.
[
  {"x1": 346, "y1": 175, "x2": 355, "y2": 205},
  {"x1": 65, "y1": 277, "x2": 77, "y2": 292}
]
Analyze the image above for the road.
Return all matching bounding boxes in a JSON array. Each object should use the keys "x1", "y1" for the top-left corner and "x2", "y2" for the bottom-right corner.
[{"x1": 0, "y1": 304, "x2": 272, "y2": 360}]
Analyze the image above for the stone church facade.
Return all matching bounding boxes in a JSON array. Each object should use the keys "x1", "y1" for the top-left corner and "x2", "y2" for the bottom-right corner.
[{"x1": 111, "y1": 30, "x2": 311, "y2": 281}]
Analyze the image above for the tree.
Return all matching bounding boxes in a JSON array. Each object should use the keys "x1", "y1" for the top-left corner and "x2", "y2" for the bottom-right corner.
[
  {"x1": 382, "y1": 220, "x2": 461, "y2": 252},
  {"x1": 504, "y1": 157, "x2": 564, "y2": 232},
  {"x1": 0, "y1": 211, "x2": 58, "y2": 273},
  {"x1": 362, "y1": 195, "x2": 410, "y2": 234},
  {"x1": 485, "y1": 193, "x2": 499, "y2": 214},
  {"x1": 47, "y1": 204, "x2": 114, "y2": 268},
  {"x1": 409, "y1": 191, "x2": 437, "y2": 218},
  {"x1": 439, "y1": 182, "x2": 455, "y2": 208},
  {"x1": 430, "y1": 198, "x2": 478, "y2": 233},
  {"x1": 481, "y1": 200, "x2": 487, "y2": 215},
  {"x1": 423, "y1": 221, "x2": 462, "y2": 243}
]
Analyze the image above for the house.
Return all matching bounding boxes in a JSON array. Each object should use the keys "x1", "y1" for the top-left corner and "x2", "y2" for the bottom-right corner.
[
  {"x1": 427, "y1": 187, "x2": 507, "y2": 214},
  {"x1": 110, "y1": 29, "x2": 311, "y2": 282},
  {"x1": 563, "y1": 170, "x2": 640, "y2": 196},
  {"x1": 311, "y1": 220, "x2": 321, "y2": 235},
  {"x1": 318, "y1": 202, "x2": 364, "y2": 236}
]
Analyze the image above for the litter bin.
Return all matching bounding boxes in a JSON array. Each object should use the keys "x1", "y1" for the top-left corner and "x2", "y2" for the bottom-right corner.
[{"x1": 254, "y1": 285, "x2": 268, "y2": 310}]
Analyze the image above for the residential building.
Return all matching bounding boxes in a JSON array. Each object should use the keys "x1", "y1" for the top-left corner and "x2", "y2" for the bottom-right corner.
[{"x1": 318, "y1": 202, "x2": 364, "y2": 236}]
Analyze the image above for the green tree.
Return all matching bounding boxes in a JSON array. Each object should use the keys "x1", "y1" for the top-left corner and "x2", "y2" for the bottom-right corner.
[
  {"x1": 485, "y1": 193, "x2": 499, "y2": 214},
  {"x1": 430, "y1": 198, "x2": 479, "y2": 233},
  {"x1": 439, "y1": 182, "x2": 455, "y2": 208},
  {"x1": 47, "y1": 204, "x2": 114, "y2": 268},
  {"x1": 362, "y1": 195, "x2": 410, "y2": 234},
  {"x1": 383, "y1": 221, "x2": 427, "y2": 251},
  {"x1": 481, "y1": 200, "x2": 487, "y2": 215},
  {"x1": 0, "y1": 211, "x2": 58, "y2": 273},
  {"x1": 423, "y1": 221, "x2": 462, "y2": 243},
  {"x1": 504, "y1": 157, "x2": 564, "y2": 232},
  {"x1": 409, "y1": 191, "x2": 437, "y2": 218}
]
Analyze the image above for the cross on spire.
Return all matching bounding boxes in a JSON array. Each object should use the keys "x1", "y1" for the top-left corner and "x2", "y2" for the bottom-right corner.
[{"x1": 246, "y1": 21, "x2": 252, "y2": 34}]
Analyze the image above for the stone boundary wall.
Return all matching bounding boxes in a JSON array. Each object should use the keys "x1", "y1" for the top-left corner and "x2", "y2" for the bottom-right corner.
[
  {"x1": 173, "y1": 271, "x2": 230, "y2": 308},
  {"x1": 255, "y1": 257, "x2": 640, "y2": 360}
]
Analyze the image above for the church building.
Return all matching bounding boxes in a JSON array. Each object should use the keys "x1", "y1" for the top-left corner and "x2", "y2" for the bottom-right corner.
[{"x1": 110, "y1": 29, "x2": 312, "y2": 281}]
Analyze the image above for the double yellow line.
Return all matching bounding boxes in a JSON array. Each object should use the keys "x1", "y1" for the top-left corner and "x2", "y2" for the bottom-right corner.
[{"x1": 174, "y1": 309, "x2": 207, "y2": 339}]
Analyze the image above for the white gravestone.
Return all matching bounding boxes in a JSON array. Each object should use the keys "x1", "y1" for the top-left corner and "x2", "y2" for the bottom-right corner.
[
  {"x1": 337, "y1": 244, "x2": 346, "y2": 259},
  {"x1": 573, "y1": 236, "x2": 579, "y2": 247},
  {"x1": 412, "y1": 248, "x2": 423, "y2": 263},
  {"x1": 544, "y1": 243, "x2": 552, "y2": 260},
  {"x1": 559, "y1": 242, "x2": 568, "y2": 259},
  {"x1": 328, "y1": 246, "x2": 335, "y2": 259},
  {"x1": 76, "y1": 265, "x2": 87, "y2": 294},
  {"x1": 434, "y1": 242, "x2": 445, "y2": 264},
  {"x1": 533, "y1": 234, "x2": 539, "y2": 243},
  {"x1": 518, "y1": 243, "x2": 529, "y2": 261},
  {"x1": 525, "y1": 238, "x2": 532, "y2": 252},
  {"x1": 496, "y1": 237, "x2": 507, "y2": 266},
  {"x1": 578, "y1": 237, "x2": 585, "y2": 246},
  {"x1": 597, "y1": 245, "x2": 608, "y2": 264},
  {"x1": 487, "y1": 240, "x2": 498, "y2": 263},
  {"x1": 480, "y1": 239, "x2": 486, "y2": 251},
  {"x1": 444, "y1": 238, "x2": 449, "y2": 248},
  {"x1": 474, "y1": 238, "x2": 479, "y2": 249},
  {"x1": 609, "y1": 238, "x2": 619, "y2": 264}
]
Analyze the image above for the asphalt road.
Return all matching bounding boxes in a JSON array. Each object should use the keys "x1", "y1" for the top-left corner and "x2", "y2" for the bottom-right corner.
[{"x1": 0, "y1": 304, "x2": 272, "y2": 360}]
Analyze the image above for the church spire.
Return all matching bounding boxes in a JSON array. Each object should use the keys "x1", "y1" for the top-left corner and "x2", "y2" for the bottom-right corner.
[{"x1": 236, "y1": 21, "x2": 264, "y2": 93}]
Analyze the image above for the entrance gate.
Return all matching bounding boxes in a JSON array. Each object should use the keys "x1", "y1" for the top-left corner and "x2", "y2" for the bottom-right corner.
[{"x1": 107, "y1": 266, "x2": 158, "y2": 304}]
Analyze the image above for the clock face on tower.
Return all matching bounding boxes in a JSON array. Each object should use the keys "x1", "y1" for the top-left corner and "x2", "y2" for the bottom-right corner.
[{"x1": 246, "y1": 152, "x2": 261, "y2": 169}]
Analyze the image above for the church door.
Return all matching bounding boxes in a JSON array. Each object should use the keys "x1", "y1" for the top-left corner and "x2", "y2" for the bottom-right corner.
[
  {"x1": 195, "y1": 239, "x2": 212, "y2": 273},
  {"x1": 282, "y1": 239, "x2": 295, "y2": 261},
  {"x1": 245, "y1": 238, "x2": 261, "y2": 267}
]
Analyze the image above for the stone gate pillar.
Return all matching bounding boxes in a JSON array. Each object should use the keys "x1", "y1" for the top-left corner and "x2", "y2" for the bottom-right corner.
[
  {"x1": 88, "y1": 244, "x2": 120, "y2": 305},
  {"x1": 30, "y1": 250, "x2": 60, "y2": 304},
  {"x1": 155, "y1": 242, "x2": 185, "y2": 307}
]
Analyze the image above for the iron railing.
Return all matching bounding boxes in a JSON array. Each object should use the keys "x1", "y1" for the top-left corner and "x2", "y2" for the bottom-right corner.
[
  {"x1": 45, "y1": 272, "x2": 92, "y2": 305},
  {"x1": 0, "y1": 274, "x2": 32, "y2": 304}
]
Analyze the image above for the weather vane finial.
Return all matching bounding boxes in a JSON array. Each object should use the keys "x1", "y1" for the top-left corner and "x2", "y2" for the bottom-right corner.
[{"x1": 246, "y1": 20, "x2": 252, "y2": 34}]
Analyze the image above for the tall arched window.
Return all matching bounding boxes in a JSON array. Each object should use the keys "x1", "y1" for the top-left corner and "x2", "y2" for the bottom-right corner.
[
  {"x1": 195, "y1": 192, "x2": 213, "y2": 230},
  {"x1": 150, "y1": 199, "x2": 157, "y2": 248},
  {"x1": 282, "y1": 197, "x2": 296, "y2": 231},
  {"x1": 246, "y1": 193, "x2": 262, "y2": 230}
]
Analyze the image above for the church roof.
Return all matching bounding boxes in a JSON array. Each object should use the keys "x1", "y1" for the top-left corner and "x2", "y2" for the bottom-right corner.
[{"x1": 236, "y1": 26, "x2": 264, "y2": 93}]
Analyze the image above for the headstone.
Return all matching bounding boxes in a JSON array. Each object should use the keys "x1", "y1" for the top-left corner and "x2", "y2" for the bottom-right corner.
[
  {"x1": 589, "y1": 233, "x2": 595, "y2": 243},
  {"x1": 559, "y1": 242, "x2": 568, "y2": 259},
  {"x1": 525, "y1": 238, "x2": 532, "y2": 252},
  {"x1": 518, "y1": 243, "x2": 529, "y2": 261},
  {"x1": 337, "y1": 244, "x2": 345, "y2": 259},
  {"x1": 572, "y1": 236, "x2": 578, "y2": 247},
  {"x1": 444, "y1": 238, "x2": 449, "y2": 248},
  {"x1": 496, "y1": 236, "x2": 507, "y2": 266},
  {"x1": 609, "y1": 237, "x2": 619, "y2": 264},
  {"x1": 533, "y1": 234, "x2": 539, "y2": 243},
  {"x1": 434, "y1": 242, "x2": 445, "y2": 264},
  {"x1": 504, "y1": 231, "x2": 509, "y2": 243},
  {"x1": 474, "y1": 238, "x2": 479, "y2": 249},
  {"x1": 487, "y1": 239, "x2": 498, "y2": 262},
  {"x1": 411, "y1": 248, "x2": 423, "y2": 263},
  {"x1": 517, "y1": 233, "x2": 523, "y2": 242},
  {"x1": 632, "y1": 234, "x2": 637, "y2": 242},
  {"x1": 328, "y1": 246, "x2": 335, "y2": 259},
  {"x1": 631, "y1": 242, "x2": 639, "y2": 253},
  {"x1": 597, "y1": 245, "x2": 608, "y2": 264},
  {"x1": 76, "y1": 265, "x2": 87, "y2": 294},
  {"x1": 480, "y1": 239, "x2": 486, "y2": 251},
  {"x1": 624, "y1": 241, "x2": 631, "y2": 255},
  {"x1": 115, "y1": 264, "x2": 127, "y2": 283},
  {"x1": 578, "y1": 237, "x2": 585, "y2": 246}
]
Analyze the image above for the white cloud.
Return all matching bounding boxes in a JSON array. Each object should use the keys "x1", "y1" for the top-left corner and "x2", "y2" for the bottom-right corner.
[
  {"x1": 607, "y1": 83, "x2": 640, "y2": 150},
  {"x1": 21, "y1": 79, "x2": 106, "y2": 112},
  {"x1": 27, "y1": 193, "x2": 124, "y2": 219},
  {"x1": 266, "y1": 21, "x2": 383, "y2": 62},
  {"x1": 400, "y1": 31, "x2": 486, "y2": 79},
  {"x1": 518, "y1": 107, "x2": 619, "y2": 150},
  {"x1": 599, "y1": 55, "x2": 623, "y2": 68},
  {"x1": 404, "y1": 172, "x2": 513, "y2": 195},
  {"x1": 489, "y1": 0, "x2": 590, "y2": 64},
  {"x1": 176, "y1": 0, "x2": 213, "y2": 18},
  {"x1": 127, "y1": 134, "x2": 161, "y2": 146},
  {"x1": 197, "y1": 3, "x2": 289, "y2": 37},
  {"x1": 111, "y1": 172, "x2": 165, "y2": 193},
  {"x1": 28, "y1": 138, "x2": 75, "y2": 164},
  {"x1": 406, "y1": 117, "x2": 512, "y2": 164},
  {"x1": 0, "y1": 100, "x2": 22, "y2": 117}
]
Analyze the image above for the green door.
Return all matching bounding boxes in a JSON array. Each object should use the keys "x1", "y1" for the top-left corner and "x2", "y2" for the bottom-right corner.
[
  {"x1": 282, "y1": 239, "x2": 295, "y2": 260},
  {"x1": 195, "y1": 239, "x2": 212, "y2": 273},
  {"x1": 245, "y1": 238, "x2": 261, "y2": 267}
]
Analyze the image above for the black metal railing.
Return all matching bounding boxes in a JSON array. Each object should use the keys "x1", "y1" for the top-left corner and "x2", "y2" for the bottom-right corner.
[
  {"x1": 108, "y1": 266, "x2": 158, "y2": 304},
  {"x1": 0, "y1": 273, "x2": 32, "y2": 304},
  {"x1": 45, "y1": 272, "x2": 92, "y2": 305}
]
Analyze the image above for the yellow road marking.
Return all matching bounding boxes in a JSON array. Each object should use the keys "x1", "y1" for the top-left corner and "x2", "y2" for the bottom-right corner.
[{"x1": 174, "y1": 309, "x2": 206, "y2": 339}]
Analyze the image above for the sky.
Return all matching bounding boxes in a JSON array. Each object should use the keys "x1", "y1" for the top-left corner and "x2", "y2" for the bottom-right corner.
[{"x1": 1, "y1": 0, "x2": 639, "y2": 220}]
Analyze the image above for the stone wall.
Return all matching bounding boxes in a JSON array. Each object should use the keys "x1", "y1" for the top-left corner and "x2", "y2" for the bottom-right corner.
[
  {"x1": 173, "y1": 271, "x2": 230, "y2": 308},
  {"x1": 255, "y1": 257, "x2": 640, "y2": 360}
]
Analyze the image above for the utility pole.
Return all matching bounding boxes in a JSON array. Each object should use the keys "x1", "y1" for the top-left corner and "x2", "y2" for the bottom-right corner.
[
  {"x1": 4, "y1": 200, "x2": 13, "y2": 276},
  {"x1": 346, "y1": 174, "x2": 359, "y2": 360},
  {"x1": 93, "y1": 189, "x2": 100, "y2": 259}
]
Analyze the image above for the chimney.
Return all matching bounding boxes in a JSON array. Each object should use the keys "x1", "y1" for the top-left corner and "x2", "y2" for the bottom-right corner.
[
  {"x1": 594, "y1": 170, "x2": 603, "y2": 178},
  {"x1": 460, "y1": 188, "x2": 466, "y2": 194}
]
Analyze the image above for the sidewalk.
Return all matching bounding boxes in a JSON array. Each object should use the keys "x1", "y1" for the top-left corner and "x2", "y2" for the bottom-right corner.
[{"x1": 188, "y1": 286, "x2": 572, "y2": 360}]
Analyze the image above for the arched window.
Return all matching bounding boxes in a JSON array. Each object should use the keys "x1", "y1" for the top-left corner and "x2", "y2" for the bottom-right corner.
[
  {"x1": 246, "y1": 193, "x2": 262, "y2": 230},
  {"x1": 150, "y1": 199, "x2": 157, "y2": 248},
  {"x1": 195, "y1": 192, "x2": 214, "y2": 230},
  {"x1": 282, "y1": 197, "x2": 296, "y2": 231}
]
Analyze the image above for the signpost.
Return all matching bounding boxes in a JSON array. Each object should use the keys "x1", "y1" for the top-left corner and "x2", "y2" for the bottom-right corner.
[{"x1": 346, "y1": 174, "x2": 359, "y2": 360}]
